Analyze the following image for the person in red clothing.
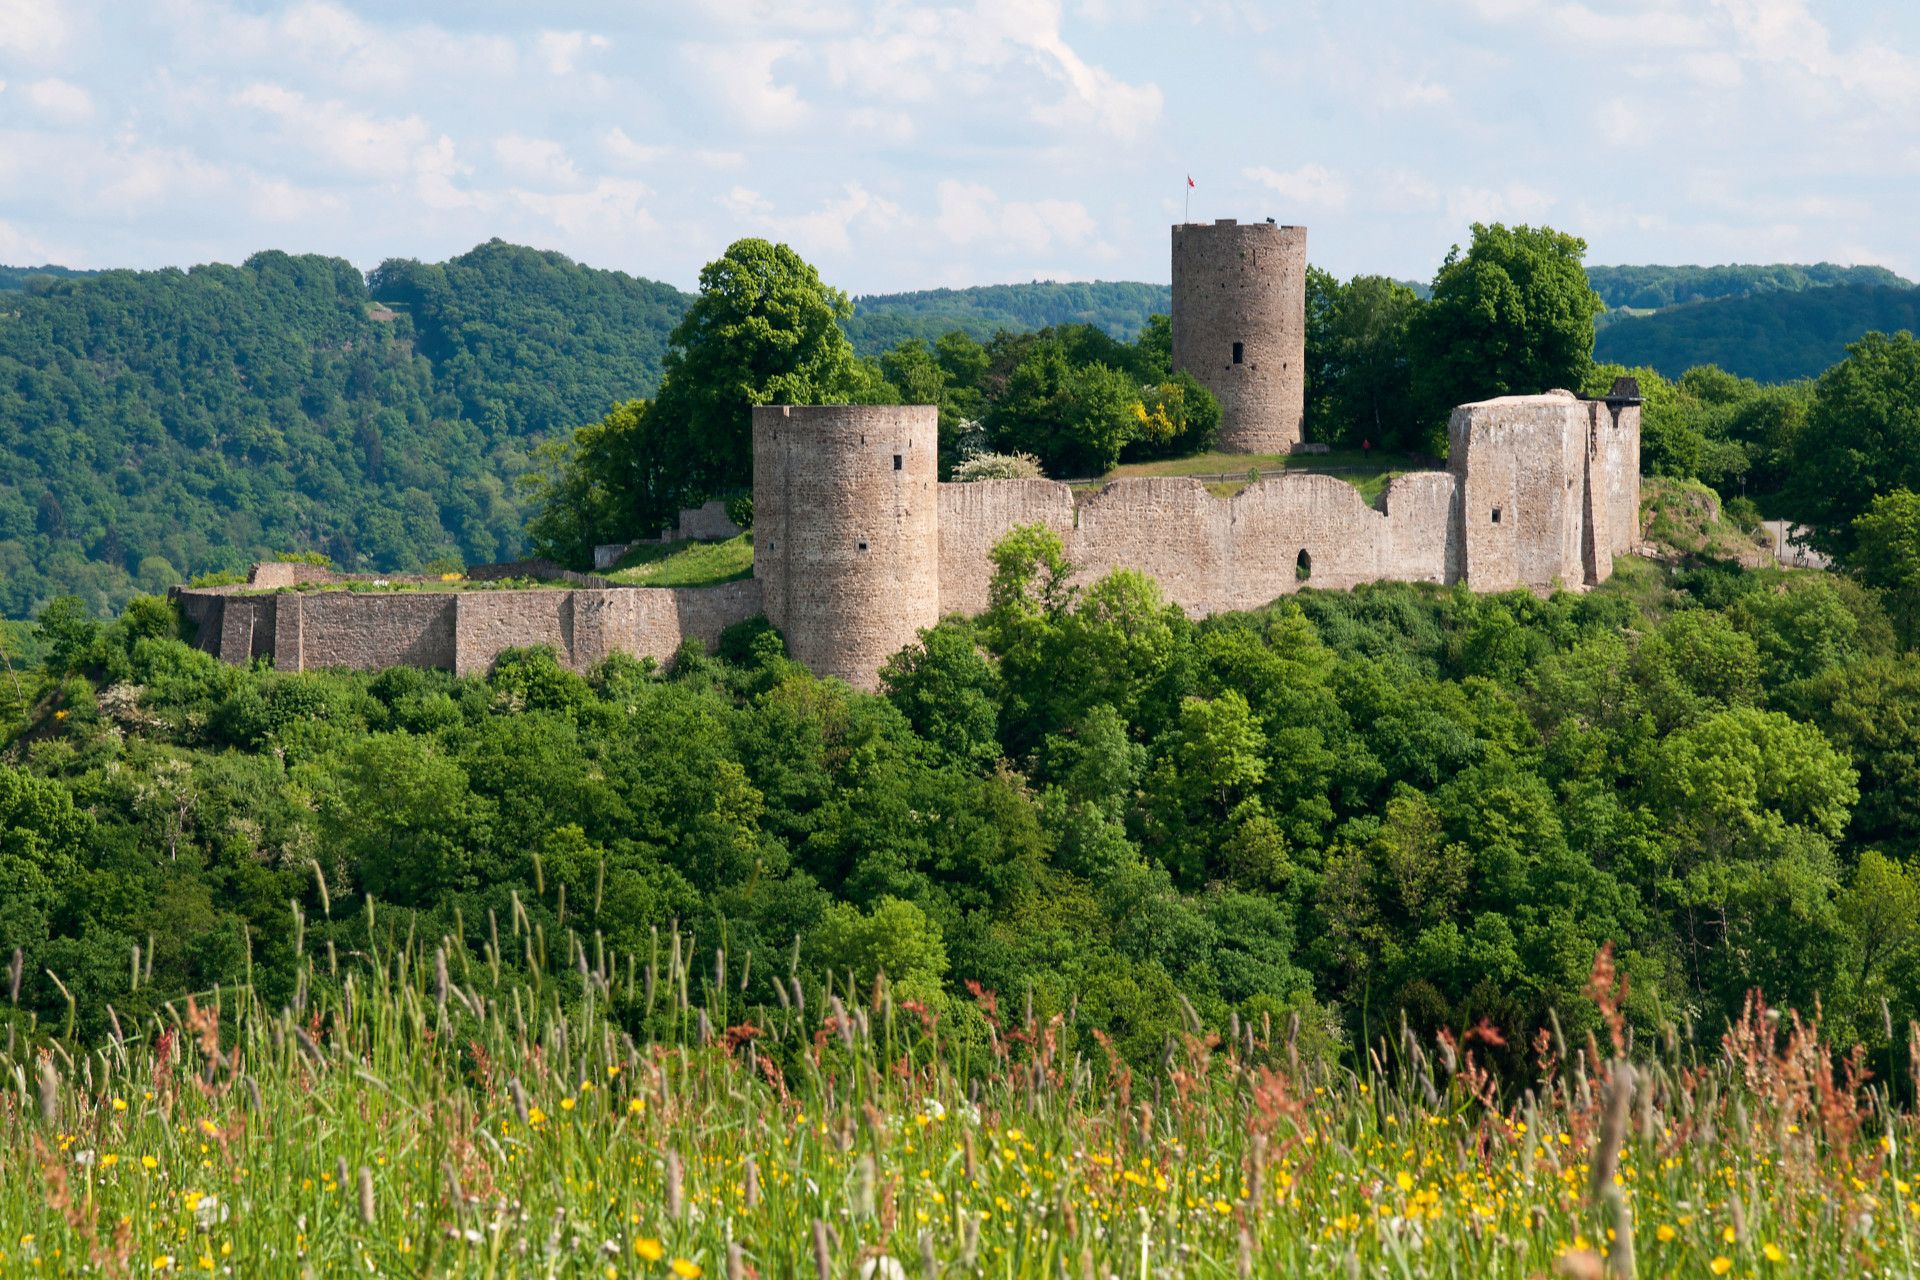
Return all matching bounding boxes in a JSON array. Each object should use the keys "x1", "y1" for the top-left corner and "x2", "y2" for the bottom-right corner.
[{"x1": 1362, "y1": 437, "x2": 1372, "y2": 460}]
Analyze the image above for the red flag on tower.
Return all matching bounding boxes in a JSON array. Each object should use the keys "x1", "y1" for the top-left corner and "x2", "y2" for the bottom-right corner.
[{"x1": 1187, "y1": 175, "x2": 1195, "y2": 188}]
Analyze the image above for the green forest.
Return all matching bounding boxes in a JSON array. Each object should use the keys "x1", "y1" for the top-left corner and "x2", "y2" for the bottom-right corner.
[
  {"x1": 1587, "y1": 261, "x2": 1908, "y2": 311},
  {"x1": 8, "y1": 220, "x2": 1920, "y2": 1081},
  {"x1": 5, "y1": 536, "x2": 1919, "y2": 1072},
  {"x1": 0, "y1": 243, "x2": 684, "y2": 619},
  {"x1": 1595, "y1": 283, "x2": 1920, "y2": 381},
  {"x1": 5, "y1": 238, "x2": 1916, "y2": 620}
]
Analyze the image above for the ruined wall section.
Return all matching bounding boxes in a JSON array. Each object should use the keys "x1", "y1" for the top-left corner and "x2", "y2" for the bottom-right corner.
[
  {"x1": 752, "y1": 404, "x2": 939, "y2": 690},
  {"x1": 174, "y1": 580, "x2": 762, "y2": 678},
  {"x1": 935, "y1": 469, "x2": 1461, "y2": 621},
  {"x1": 1171, "y1": 219, "x2": 1307, "y2": 454},
  {"x1": 1378, "y1": 472, "x2": 1461, "y2": 586},
  {"x1": 1450, "y1": 393, "x2": 1591, "y2": 592},
  {"x1": 292, "y1": 594, "x2": 458, "y2": 671},
  {"x1": 935, "y1": 480, "x2": 1076, "y2": 617}
]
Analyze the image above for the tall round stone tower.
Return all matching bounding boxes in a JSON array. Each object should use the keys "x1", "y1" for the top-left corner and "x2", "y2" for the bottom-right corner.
[
  {"x1": 751, "y1": 404, "x2": 940, "y2": 690},
  {"x1": 1171, "y1": 219, "x2": 1308, "y2": 454}
]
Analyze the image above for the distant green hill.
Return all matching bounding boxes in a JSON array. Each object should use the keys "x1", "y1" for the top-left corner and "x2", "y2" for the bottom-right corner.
[
  {"x1": 0, "y1": 264, "x2": 100, "y2": 292},
  {"x1": 0, "y1": 244, "x2": 685, "y2": 618},
  {"x1": 846, "y1": 281, "x2": 1171, "y2": 352},
  {"x1": 4, "y1": 241, "x2": 1912, "y2": 616},
  {"x1": 1587, "y1": 262, "x2": 1910, "y2": 312},
  {"x1": 1595, "y1": 283, "x2": 1920, "y2": 381}
]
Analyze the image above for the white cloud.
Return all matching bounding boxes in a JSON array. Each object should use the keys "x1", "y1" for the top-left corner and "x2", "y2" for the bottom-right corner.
[
  {"x1": 493, "y1": 134, "x2": 581, "y2": 190},
  {"x1": 1446, "y1": 182, "x2": 1559, "y2": 224},
  {"x1": 232, "y1": 83, "x2": 433, "y2": 180},
  {"x1": 1594, "y1": 98, "x2": 1648, "y2": 148},
  {"x1": 936, "y1": 180, "x2": 1096, "y2": 253},
  {"x1": 681, "y1": 41, "x2": 811, "y2": 130},
  {"x1": 155, "y1": 0, "x2": 519, "y2": 94},
  {"x1": 1712, "y1": 0, "x2": 1920, "y2": 110},
  {"x1": 724, "y1": 183, "x2": 904, "y2": 257},
  {"x1": 537, "y1": 30, "x2": 610, "y2": 76},
  {"x1": 1245, "y1": 164, "x2": 1351, "y2": 212},
  {"x1": 512, "y1": 179, "x2": 658, "y2": 241},
  {"x1": 0, "y1": 0, "x2": 73, "y2": 57},
  {"x1": 26, "y1": 78, "x2": 94, "y2": 123},
  {"x1": 247, "y1": 175, "x2": 343, "y2": 224},
  {"x1": 602, "y1": 127, "x2": 667, "y2": 169},
  {"x1": 1467, "y1": 0, "x2": 1710, "y2": 49}
]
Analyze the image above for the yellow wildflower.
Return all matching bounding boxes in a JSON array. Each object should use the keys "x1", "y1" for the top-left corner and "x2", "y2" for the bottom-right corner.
[
  {"x1": 670, "y1": 1260, "x2": 703, "y2": 1279},
  {"x1": 1655, "y1": 1225, "x2": 1676, "y2": 1243},
  {"x1": 634, "y1": 1238, "x2": 664, "y2": 1261},
  {"x1": 1710, "y1": 1258, "x2": 1733, "y2": 1276},
  {"x1": 141, "y1": 1156, "x2": 158, "y2": 1171},
  {"x1": 1763, "y1": 1243, "x2": 1785, "y2": 1263}
]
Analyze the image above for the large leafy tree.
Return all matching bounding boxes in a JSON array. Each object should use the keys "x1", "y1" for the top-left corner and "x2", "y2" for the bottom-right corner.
[
  {"x1": 1320, "y1": 275, "x2": 1423, "y2": 451},
  {"x1": 1408, "y1": 223, "x2": 1604, "y2": 432},
  {"x1": 1781, "y1": 331, "x2": 1920, "y2": 556},
  {"x1": 650, "y1": 238, "x2": 865, "y2": 502},
  {"x1": 1851, "y1": 489, "x2": 1920, "y2": 649},
  {"x1": 526, "y1": 240, "x2": 870, "y2": 551}
]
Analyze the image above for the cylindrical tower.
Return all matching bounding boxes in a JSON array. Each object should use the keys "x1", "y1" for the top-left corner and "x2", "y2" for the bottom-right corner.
[
  {"x1": 751, "y1": 404, "x2": 940, "y2": 690},
  {"x1": 1171, "y1": 218, "x2": 1307, "y2": 454}
]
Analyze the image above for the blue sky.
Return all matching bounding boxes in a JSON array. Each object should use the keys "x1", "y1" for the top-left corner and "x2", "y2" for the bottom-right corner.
[{"x1": 0, "y1": 0, "x2": 1914, "y2": 293}]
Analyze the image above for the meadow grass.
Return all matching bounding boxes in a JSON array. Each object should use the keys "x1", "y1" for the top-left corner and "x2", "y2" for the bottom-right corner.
[
  {"x1": 1099, "y1": 451, "x2": 1416, "y2": 505},
  {"x1": 2, "y1": 913, "x2": 1917, "y2": 1279},
  {"x1": 606, "y1": 535, "x2": 755, "y2": 588}
]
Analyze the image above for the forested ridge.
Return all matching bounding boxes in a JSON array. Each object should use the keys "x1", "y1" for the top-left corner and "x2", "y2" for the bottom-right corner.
[
  {"x1": 1596, "y1": 282, "x2": 1920, "y2": 381},
  {"x1": 4, "y1": 240, "x2": 1915, "y2": 618},
  {"x1": 0, "y1": 242, "x2": 684, "y2": 619},
  {"x1": 5, "y1": 548, "x2": 1918, "y2": 1071}
]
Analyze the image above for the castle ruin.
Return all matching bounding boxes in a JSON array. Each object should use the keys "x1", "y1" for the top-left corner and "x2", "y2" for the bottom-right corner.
[
  {"x1": 176, "y1": 220, "x2": 1643, "y2": 692},
  {"x1": 1172, "y1": 219, "x2": 1309, "y2": 454}
]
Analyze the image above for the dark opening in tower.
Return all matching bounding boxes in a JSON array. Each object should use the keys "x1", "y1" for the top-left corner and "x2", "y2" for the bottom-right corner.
[
  {"x1": 1296, "y1": 548, "x2": 1311, "y2": 581},
  {"x1": 1232, "y1": 341, "x2": 1245, "y2": 365}
]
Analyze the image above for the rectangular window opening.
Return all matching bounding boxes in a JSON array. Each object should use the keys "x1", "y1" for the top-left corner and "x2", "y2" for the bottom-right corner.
[
  {"x1": 1491, "y1": 507, "x2": 1503, "y2": 524},
  {"x1": 857, "y1": 541, "x2": 869, "y2": 552},
  {"x1": 1232, "y1": 341, "x2": 1245, "y2": 365},
  {"x1": 893, "y1": 454, "x2": 902, "y2": 471}
]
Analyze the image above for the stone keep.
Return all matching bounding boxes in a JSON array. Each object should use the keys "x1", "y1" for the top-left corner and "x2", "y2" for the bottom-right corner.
[
  {"x1": 1171, "y1": 218, "x2": 1308, "y2": 454},
  {"x1": 751, "y1": 404, "x2": 940, "y2": 689}
]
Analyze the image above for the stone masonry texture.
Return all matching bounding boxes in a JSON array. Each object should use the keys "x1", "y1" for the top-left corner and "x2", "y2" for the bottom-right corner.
[
  {"x1": 1171, "y1": 219, "x2": 1308, "y2": 455},
  {"x1": 752, "y1": 404, "x2": 941, "y2": 690},
  {"x1": 177, "y1": 396, "x2": 1638, "y2": 691}
]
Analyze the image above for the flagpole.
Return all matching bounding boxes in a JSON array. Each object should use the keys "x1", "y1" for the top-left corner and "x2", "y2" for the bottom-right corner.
[{"x1": 1184, "y1": 177, "x2": 1190, "y2": 223}]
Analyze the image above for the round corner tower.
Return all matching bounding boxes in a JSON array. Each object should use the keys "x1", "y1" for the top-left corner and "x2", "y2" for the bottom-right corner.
[
  {"x1": 751, "y1": 403, "x2": 940, "y2": 690},
  {"x1": 1171, "y1": 218, "x2": 1307, "y2": 454}
]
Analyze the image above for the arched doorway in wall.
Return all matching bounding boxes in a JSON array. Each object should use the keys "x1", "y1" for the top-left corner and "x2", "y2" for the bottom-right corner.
[{"x1": 1296, "y1": 548, "x2": 1312, "y2": 582}]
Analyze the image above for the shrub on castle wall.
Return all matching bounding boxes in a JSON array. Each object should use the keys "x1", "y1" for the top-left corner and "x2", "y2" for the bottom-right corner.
[{"x1": 952, "y1": 452, "x2": 1047, "y2": 482}]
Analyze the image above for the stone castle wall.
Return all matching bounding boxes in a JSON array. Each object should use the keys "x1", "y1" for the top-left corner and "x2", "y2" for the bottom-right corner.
[
  {"x1": 752, "y1": 404, "x2": 940, "y2": 687},
  {"x1": 1171, "y1": 219, "x2": 1308, "y2": 454},
  {"x1": 936, "y1": 470, "x2": 1459, "y2": 621},
  {"x1": 176, "y1": 580, "x2": 762, "y2": 677},
  {"x1": 178, "y1": 391, "x2": 1640, "y2": 690}
]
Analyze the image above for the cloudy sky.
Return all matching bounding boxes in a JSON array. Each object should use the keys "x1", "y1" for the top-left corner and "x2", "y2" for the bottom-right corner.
[{"x1": 0, "y1": 0, "x2": 1914, "y2": 294}]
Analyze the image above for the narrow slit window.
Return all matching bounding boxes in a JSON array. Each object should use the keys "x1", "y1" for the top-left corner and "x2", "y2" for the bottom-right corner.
[
  {"x1": 1491, "y1": 507, "x2": 1502, "y2": 524},
  {"x1": 893, "y1": 454, "x2": 903, "y2": 471},
  {"x1": 1232, "y1": 341, "x2": 1245, "y2": 365}
]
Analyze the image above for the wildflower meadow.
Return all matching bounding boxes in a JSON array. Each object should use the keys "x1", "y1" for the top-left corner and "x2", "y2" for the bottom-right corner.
[{"x1": 1, "y1": 900, "x2": 1916, "y2": 1280}]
